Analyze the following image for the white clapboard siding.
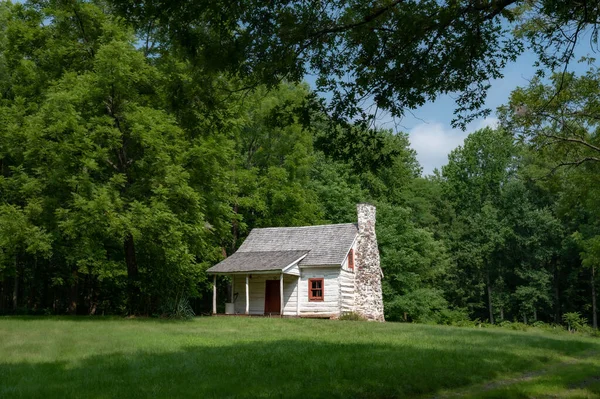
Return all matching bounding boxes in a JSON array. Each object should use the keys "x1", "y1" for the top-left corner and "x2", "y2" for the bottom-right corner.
[
  {"x1": 283, "y1": 262, "x2": 301, "y2": 276},
  {"x1": 339, "y1": 268, "x2": 355, "y2": 313},
  {"x1": 298, "y1": 267, "x2": 341, "y2": 316},
  {"x1": 338, "y1": 235, "x2": 357, "y2": 313},
  {"x1": 282, "y1": 276, "x2": 299, "y2": 315}
]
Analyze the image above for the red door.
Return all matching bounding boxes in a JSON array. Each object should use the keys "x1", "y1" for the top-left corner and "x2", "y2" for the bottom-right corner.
[{"x1": 264, "y1": 280, "x2": 281, "y2": 315}]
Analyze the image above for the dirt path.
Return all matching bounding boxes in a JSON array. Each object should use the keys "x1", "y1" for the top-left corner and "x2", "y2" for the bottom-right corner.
[{"x1": 430, "y1": 350, "x2": 600, "y2": 398}]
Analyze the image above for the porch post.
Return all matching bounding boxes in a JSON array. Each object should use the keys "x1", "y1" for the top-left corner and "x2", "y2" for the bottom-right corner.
[
  {"x1": 280, "y1": 273, "x2": 284, "y2": 317},
  {"x1": 296, "y1": 276, "x2": 300, "y2": 316},
  {"x1": 212, "y1": 275, "x2": 217, "y2": 315},
  {"x1": 231, "y1": 275, "x2": 235, "y2": 303},
  {"x1": 245, "y1": 274, "x2": 249, "y2": 315}
]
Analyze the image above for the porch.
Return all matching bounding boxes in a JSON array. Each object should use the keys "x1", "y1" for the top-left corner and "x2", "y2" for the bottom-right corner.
[
  {"x1": 206, "y1": 249, "x2": 307, "y2": 316},
  {"x1": 211, "y1": 272, "x2": 300, "y2": 316}
]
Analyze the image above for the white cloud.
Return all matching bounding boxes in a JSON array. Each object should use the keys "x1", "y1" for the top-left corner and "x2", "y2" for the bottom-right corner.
[
  {"x1": 475, "y1": 116, "x2": 499, "y2": 130},
  {"x1": 408, "y1": 116, "x2": 499, "y2": 176}
]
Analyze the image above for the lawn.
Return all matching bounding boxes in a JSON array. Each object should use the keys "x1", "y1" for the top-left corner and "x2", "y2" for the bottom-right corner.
[{"x1": 0, "y1": 317, "x2": 599, "y2": 398}]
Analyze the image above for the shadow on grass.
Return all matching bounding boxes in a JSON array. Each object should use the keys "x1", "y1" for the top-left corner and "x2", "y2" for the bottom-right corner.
[
  {"x1": 469, "y1": 360, "x2": 600, "y2": 399},
  {"x1": 1, "y1": 337, "x2": 599, "y2": 399},
  {"x1": 410, "y1": 325, "x2": 598, "y2": 354}
]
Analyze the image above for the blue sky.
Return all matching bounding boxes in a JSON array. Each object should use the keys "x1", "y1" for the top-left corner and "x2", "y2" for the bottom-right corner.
[
  {"x1": 387, "y1": 46, "x2": 594, "y2": 175},
  {"x1": 401, "y1": 51, "x2": 538, "y2": 175}
]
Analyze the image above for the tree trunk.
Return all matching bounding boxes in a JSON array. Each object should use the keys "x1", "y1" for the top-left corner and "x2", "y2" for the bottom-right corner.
[
  {"x1": 124, "y1": 233, "x2": 140, "y2": 315},
  {"x1": 0, "y1": 278, "x2": 5, "y2": 311},
  {"x1": 231, "y1": 204, "x2": 239, "y2": 253},
  {"x1": 53, "y1": 287, "x2": 58, "y2": 314},
  {"x1": 68, "y1": 268, "x2": 78, "y2": 315},
  {"x1": 499, "y1": 307, "x2": 504, "y2": 321},
  {"x1": 533, "y1": 308, "x2": 537, "y2": 322},
  {"x1": 12, "y1": 256, "x2": 18, "y2": 310},
  {"x1": 486, "y1": 271, "x2": 494, "y2": 324},
  {"x1": 88, "y1": 278, "x2": 98, "y2": 315},
  {"x1": 553, "y1": 259, "x2": 561, "y2": 323},
  {"x1": 592, "y1": 265, "x2": 597, "y2": 329},
  {"x1": 12, "y1": 276, "x2": 18, "y2": 310},
  {"x1": 89, "y1": 287, "x2": 98, "y2": 315},
  {"x1": 523, "y1": 313, "x2": 527, "y2": 324}
]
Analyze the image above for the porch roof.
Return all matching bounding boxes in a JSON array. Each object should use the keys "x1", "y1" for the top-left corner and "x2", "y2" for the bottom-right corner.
[{"x1": 206, "y1": 250, "x2": 308, "y2": 274}]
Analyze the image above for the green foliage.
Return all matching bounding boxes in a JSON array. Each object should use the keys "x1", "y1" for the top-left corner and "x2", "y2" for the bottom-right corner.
[
  {"x1": 378, "y1": 203, "x2": 451, "y2": 322},
  {"x1": 497, "y1": 321, "x2": 529, "y2": 331},
  {"x1": 108, "y1": 0, "x2": 600, "y2": 128},
  {"x1": 385, "y1": 288, "x2": 449, "y2": 323},
  {"x1": 435, "y1": 308, "x2": 473, "y2": 326},
  {"x1": 563, "y1": 312, "x2": 588, "y2": 333},
  {"x1": 158, "y1": 296, "x2": 196, "y2": 319}
]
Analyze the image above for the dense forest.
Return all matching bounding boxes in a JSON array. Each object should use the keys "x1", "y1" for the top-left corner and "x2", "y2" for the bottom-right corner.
[{"x1": 0, "y1": 1, "x2": 598, "y2": 329}]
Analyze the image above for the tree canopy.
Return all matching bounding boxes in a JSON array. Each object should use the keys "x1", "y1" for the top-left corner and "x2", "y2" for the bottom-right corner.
[
  {"x1": 0, "y1": 0, "x2": 597, "y2": 329},
  {"x1": 107, "y1": 0, "x2": 600, "y2": 127}
]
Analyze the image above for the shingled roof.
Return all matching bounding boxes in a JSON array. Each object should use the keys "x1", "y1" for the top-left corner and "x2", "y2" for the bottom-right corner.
[
  {"x1": 206, "y1": 250, "x2": 309, "y2": 273},
  {"x1": 206, "y1": 223, "x2": 358, "y2": 273}
]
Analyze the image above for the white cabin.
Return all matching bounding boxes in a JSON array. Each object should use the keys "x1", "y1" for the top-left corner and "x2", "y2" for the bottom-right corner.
[{"x1": 206, "y1": 204, "x2": 385, "y2": 321}]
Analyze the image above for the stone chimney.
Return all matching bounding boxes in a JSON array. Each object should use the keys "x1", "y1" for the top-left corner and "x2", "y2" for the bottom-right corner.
[{"x1": 354, "y1": 203, "x2": 385, "y2": 321}]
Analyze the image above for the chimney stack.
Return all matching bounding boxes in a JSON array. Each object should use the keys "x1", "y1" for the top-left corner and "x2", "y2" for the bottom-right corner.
[{"x1": 354, "y1": 203, "x2": 385, "y2": 321}]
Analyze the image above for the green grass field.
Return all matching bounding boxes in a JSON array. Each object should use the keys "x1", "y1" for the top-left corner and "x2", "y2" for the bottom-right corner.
[{"x1": 0, "y1": 317, "x2": 599, "y2": 398}]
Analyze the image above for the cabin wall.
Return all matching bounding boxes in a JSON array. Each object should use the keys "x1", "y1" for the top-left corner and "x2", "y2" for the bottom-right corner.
[
  {"x1": 339, "y1": 268, "x2": 355, "y2": 313},
  {"x1": 298, "y1": 267, "x2": 341, "y2": 317},
  {"x1": 282, "y1": 276, "x2": 299, "y2": 316},
  {"x1": 339, "y1": 239, "x2": 357, "y2": 313}
]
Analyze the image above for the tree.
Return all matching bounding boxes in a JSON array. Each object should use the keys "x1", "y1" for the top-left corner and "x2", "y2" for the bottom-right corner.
[
  {"x1": 573, "y1": 233, "x2": 600, "y2": 329},
  {"x1": 0, "y1": 205, "x2": 51, "y2": 310},
  {"x1": 442, "y1": 128, "x2": 516, "y2": 322},
  {"x1": 442, "y1": 127, "x2": 517, "y2": 213},
  {"x1": 0, "y1": 2, "x2": 227, "y2": 314},
  {"x1": 377, "y1": 202, "x2": 450, "y2": 322},
  {"x1": 501, "y1": 67, "x2": 600, "y2": 170},
  {"x1": 501, "y1": 65, "x2": 600, "y2": 327},
  {"x1": 501, "y1": 181, "x2": 561, "y2": 323},
  {"x1": 108, "y1": 0, "x2": 600, "y2": 127}
]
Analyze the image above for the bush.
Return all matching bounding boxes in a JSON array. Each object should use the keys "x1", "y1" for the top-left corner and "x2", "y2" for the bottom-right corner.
[
  {"x1": 159, "y1": 297, "x2": 195, "y2": 319},
  {"x1": 435, "y1": 308, "x2": 472, "y2": 326},
  {"x1": 339, "y1": 312, "x2": 367, "y2": 321},
  {"x1": 576, "y1": 324, "x2": 600, "y2": 337},
  {"x1": 562, "y1": 312, "x2": 587, "y2": 333},
  {"x1": 531, "y1": 321, "x2": 564, "y2": 334},
  {"x1": 453, "y1": 319, "x2": 484, "y2": 328},
  {"x1": 384, "y1": 288, "x2": 448, "y2": 322},
  {"x1": 496, "y1": 321, "x2": 528, "y2": 331}
]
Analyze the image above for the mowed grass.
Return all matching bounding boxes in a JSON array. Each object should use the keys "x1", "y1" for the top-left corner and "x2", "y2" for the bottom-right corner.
[{"x1": 1, "y1": 317, "x2": 599, "y2": 398}]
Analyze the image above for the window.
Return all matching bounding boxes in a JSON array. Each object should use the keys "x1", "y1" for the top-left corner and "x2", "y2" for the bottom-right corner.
[
  {"x1": 347, "y1": 249, "x2": 355, "y2": 271},
  {"x1": 308, "y1": 278, "x2": 324, "y2": 301}
]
